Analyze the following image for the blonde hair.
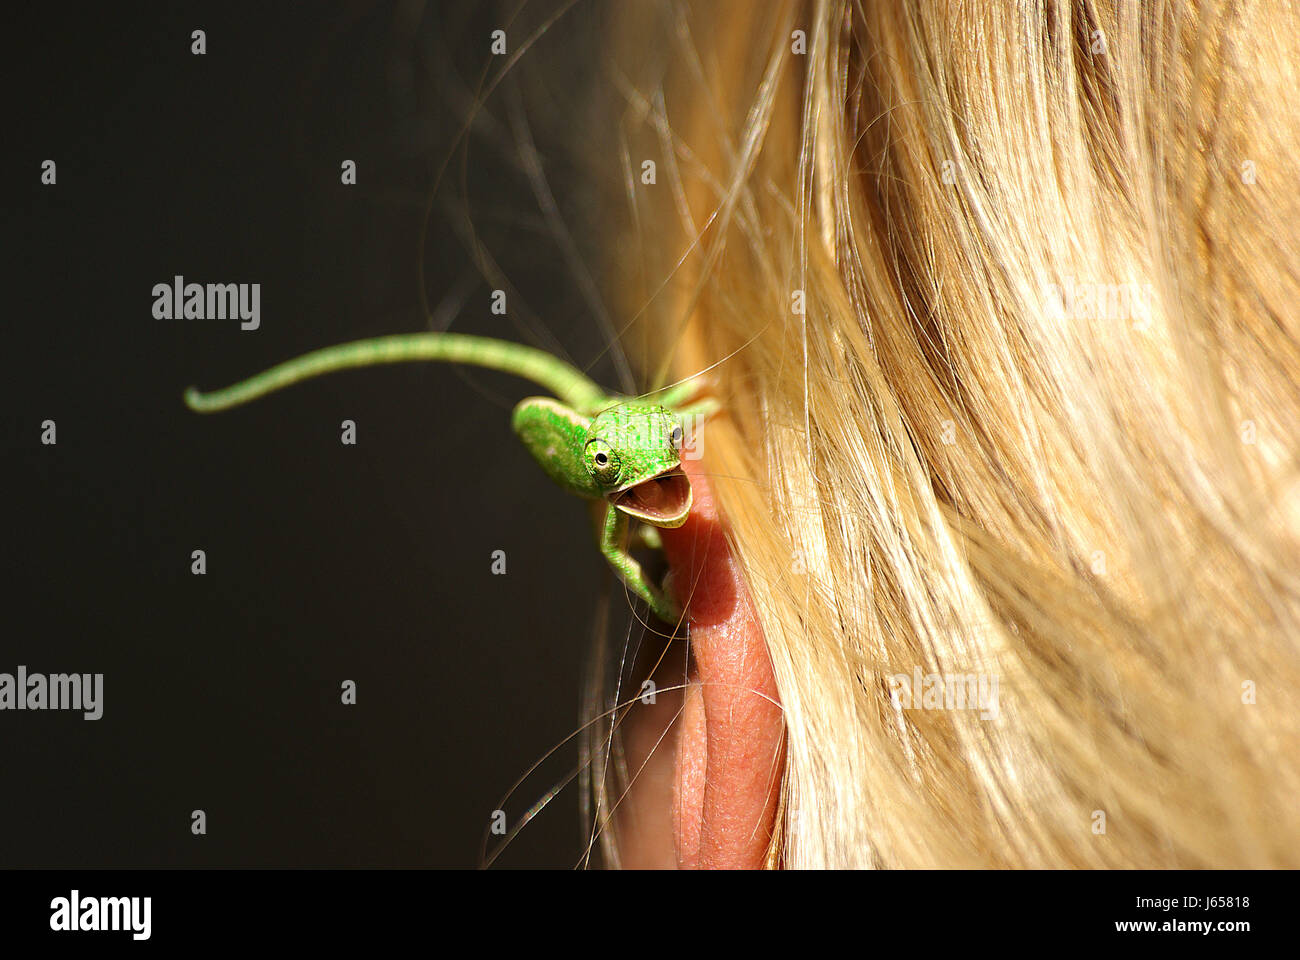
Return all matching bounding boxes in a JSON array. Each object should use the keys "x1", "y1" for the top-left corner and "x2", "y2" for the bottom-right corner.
[{"x1": 595, "y1": 0, "x2": 1300, "y2": 867}]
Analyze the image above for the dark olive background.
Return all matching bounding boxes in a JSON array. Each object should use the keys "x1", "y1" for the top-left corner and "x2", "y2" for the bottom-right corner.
[{"x1": 5, "y1": 2, "x2": 647, "y2": 867}]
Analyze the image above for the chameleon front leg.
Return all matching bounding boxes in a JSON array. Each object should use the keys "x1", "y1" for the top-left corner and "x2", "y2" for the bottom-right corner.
[
  {"x1": 598, "y1": 503, "x2": 681, "y2": 624},
  {"x1": 586, "y1": 502, "x2": 664, "y2": 573}
]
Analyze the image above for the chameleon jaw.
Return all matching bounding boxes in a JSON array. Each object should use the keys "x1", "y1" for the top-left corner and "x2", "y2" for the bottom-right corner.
[{"x1": 610, "y1": 467, "x2": 693, "y2": 528}]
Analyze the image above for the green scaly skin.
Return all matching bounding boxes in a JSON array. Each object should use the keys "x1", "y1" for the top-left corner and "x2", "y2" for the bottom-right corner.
[{"x1": 184, "y1": 332, "x2": 716, "y2": 623}]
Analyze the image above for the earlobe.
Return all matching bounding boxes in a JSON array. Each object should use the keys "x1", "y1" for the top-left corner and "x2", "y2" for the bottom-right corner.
[{"x1": 661, "y1": 458, "x2": 785, "y2": 869}]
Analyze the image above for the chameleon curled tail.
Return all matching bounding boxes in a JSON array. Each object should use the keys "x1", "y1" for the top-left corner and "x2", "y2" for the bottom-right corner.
[
  {"x1": 184, "y1": 331, "x2": 610, "y2": 414},
  {"x1": 185, "y1": 331, "x2": 717, "y2": 623}
]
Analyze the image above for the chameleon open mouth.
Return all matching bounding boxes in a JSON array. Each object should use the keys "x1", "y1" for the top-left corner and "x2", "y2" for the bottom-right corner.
[{"x1": 612, "y1": 468, "x2": 693, "y2": 527}]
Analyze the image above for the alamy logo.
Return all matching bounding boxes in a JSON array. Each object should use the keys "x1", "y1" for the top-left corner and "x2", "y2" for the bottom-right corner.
[
  {"x1": 0, "y1": 666, "x2": 102, "y2": 719},
  {"x1": 888, "y1": 666, "x2": 999, "y2": 718},
  {"x1": 50, "y1": 890, "x2": 151, "y2": 940},
  {"x1": 152, "y1": 275, "x2": 260, "y2": 329},
  {"x1": 1042, "y1": 276, "x2": 1155, "y2": 325}
]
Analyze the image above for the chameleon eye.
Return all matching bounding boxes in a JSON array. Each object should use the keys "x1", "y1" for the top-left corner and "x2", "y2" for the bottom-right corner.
[
  {"x1": 670, "y1": 425, "x2": 684, "y2": 447},
  {"x1": 584, "y1": 438, "x2": 621, "y2": 486}
]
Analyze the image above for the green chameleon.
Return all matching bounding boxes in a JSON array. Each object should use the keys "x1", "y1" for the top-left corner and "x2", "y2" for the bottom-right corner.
[{"x1": 184, "y1": 332, "x2": 716, "y2": 623}]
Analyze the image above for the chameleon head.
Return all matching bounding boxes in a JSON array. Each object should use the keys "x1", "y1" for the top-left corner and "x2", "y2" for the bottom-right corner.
[{"x1": 584, "y1": 402, "x2": 692, "y2": 528}]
